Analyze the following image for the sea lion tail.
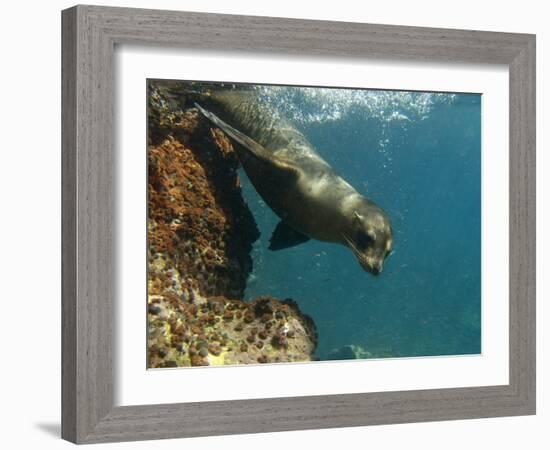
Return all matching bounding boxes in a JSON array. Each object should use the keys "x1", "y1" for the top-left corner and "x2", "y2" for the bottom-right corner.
[
  {"x1": 194, "y1": 102, "x2": 271, "y2": 160},
  {"x1": 148, "y1": 80, "x2": 215, "y2": 110},
  {"x1": 195, "y1": 102, "x2": 300, "y2": 180}
]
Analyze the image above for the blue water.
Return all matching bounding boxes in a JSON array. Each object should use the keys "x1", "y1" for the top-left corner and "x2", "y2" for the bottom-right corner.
[{"x1": 240, "y1": 86, "x2": 481, "y2": 360}]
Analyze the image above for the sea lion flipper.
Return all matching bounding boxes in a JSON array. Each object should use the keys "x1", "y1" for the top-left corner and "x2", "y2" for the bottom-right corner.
[
  {"x1": 268, "y1": 221, "x2": 310, "y2": 251},
  {"x1": 195, "y1": 102, "x2": 298, "y2": 177}
]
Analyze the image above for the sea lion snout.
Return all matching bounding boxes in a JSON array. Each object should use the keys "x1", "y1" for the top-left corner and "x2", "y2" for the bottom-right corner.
[
  {"x1": 362, "y1": 256, "x2": 384, "y2": 275},
  {"x1": 357, "y1": 252, "x2": 385, "y2": 275}
]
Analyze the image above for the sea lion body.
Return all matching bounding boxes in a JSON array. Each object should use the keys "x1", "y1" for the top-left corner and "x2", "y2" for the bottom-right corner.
[{"x1": 195, "y1": 89, "x2": 393, "y2": 274}]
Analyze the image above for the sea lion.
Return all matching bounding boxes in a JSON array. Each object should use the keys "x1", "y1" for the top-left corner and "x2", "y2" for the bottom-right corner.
[{"x1": 193, "y1": 89, "x2": 393, "y2": 275}]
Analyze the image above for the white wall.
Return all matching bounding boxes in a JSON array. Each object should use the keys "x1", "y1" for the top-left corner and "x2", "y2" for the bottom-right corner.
[{"x1": 0, "y1": 0, "x2": 546, "y2": 448}]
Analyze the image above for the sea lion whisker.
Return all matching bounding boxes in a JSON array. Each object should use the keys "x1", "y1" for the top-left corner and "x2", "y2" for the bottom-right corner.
[
  {"x1": 342, "y1": 232, "x2": 374, "y2": 269},
  {"x1": 342, "y1": 232, "x2": 362, "y2": 258}
]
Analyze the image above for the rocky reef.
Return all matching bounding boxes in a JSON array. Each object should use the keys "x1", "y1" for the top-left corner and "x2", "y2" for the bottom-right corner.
[
  {"x1": 147, "y1": 81, "x2": 317, "y2": 368},
  {"x1": 326, "y1": 345, "x2": 369, "y2": 361}
]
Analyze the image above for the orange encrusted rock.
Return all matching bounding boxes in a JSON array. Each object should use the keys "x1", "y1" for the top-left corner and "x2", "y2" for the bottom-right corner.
[{"x1": 147, "y1": 81, "x2": 317, "y2": 368}]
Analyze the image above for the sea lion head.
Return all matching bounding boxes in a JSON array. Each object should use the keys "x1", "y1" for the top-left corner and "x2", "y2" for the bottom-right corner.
[{"x1": 342, "y1": 200, "x2": 393, "y2": 275}]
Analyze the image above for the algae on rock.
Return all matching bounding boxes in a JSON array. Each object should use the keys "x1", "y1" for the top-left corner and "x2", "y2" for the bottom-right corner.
[{"x1": 147, "y1": 81, "x2": 317, "y2": 368}]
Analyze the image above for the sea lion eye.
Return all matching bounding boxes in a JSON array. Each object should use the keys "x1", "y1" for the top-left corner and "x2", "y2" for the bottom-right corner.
[{"x1": 356, "y1": 231, "x2": 374, "y2": 249}]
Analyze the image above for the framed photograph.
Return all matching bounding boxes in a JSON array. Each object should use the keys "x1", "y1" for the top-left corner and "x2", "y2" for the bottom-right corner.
[{"x1": 62, "y1": 5, "x2": 536, "y2": 444}]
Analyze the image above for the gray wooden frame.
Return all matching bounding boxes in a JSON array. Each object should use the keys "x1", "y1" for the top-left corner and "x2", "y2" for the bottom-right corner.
[{"x1": 62, "y1": 4, "x2": 536, "y2": 444}]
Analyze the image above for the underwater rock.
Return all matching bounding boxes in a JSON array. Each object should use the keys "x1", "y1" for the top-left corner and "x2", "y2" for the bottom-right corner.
[
  {"x1": 147, "y1": 81, "x2": 317, "y2": 368},
  {"x1": 148, "y1": 294, "x2": 317, "y2": 367},
  {"x1": 326, "y1": 344, "x2": 369, "y2": 361}
]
